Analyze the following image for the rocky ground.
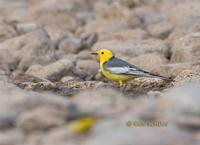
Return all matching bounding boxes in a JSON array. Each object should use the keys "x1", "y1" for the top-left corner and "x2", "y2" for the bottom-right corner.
[{"x1": 0, "y1": 0, "x2": 200, "y2": 144}]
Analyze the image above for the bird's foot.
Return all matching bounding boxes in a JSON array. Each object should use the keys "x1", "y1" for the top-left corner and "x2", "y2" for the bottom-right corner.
[{"x1": 119, "y1": 83, "x2": 127, "y2": 92}]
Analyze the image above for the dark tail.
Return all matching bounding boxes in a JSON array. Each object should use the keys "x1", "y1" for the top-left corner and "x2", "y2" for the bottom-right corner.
[{"x1": 146, "y1": 72, "x2": 173, "y2": 81}]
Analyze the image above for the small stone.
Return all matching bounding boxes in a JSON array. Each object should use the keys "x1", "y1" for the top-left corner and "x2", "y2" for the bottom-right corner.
[
  {"x1": 61, "y1": 76, "x2": 79, "y2": 83},
  {"x1": 132, "y1": 6, "x2": 166, "y2": 26},
  {"x1": 73, "y1": 59, "x2": 99, "y2": 80},
  {"x1": 16, "y1": 22, "x2": 42, "y2": 34},
  {"x1": 60, "y1": 80, "x2": 99, "y2": 91},
  {"x1": 0, "y1": 22, "x2": 17, "y2": 42},
  {"x1": 22, "y1": 81, "x2": 56, "y2": 91},
  {"x1": 59, "y1": 37, "x2": 82, "y2": 54},
  {"x1": 77, "y1": 50, "x2": 94, "y2": 60},
  {"x1": 147, "y1": 21, "x2": 173, "y2": 39},
  {"x1": 171, "y1": 32, "x2": 200, "y2": 63},
  {"x1": 0, "y1": 110, "x2": 17, "y2": 130},
  {"x1": 126, "y1": 14, "x2": 142, "y2": 28},
  {"x1": 117, "y1": 0, "x2": 141, "y2": 8},
  {"x1": 81, "y1": 32, "x2": 98, "y2": 49}
]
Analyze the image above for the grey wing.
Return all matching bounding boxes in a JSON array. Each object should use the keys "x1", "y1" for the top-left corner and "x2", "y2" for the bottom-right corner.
[
  {"x1": 104, "y1": 57, "x2": 152, "y2": 77},
  {"x1": 104, "y1": 57, "x2": 170, "y2": 80}
]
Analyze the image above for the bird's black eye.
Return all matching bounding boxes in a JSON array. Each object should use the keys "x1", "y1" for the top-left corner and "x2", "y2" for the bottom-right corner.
[{"x1": 101, "y1": 52, "x2": 104, "y2": 54}]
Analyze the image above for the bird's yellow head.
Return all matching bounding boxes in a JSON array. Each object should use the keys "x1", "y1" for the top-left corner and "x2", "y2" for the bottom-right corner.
[{"x1": 92, "y1": 49, "x2": 114, "y2": 63}]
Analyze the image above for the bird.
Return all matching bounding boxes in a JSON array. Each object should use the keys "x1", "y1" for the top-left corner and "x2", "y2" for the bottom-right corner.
[{"x1": 91, "y1": 49, "x2": 171, "y2": 87}]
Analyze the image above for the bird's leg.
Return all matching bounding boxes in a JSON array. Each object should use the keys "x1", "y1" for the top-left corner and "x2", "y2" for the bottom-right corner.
[
  {"x1": 119, "y1": 81, "x2": 127, "y2": 92},
  {"x1": 119, "y1": 81, "x2": 123, "y2": 88},
  {"x1": 123, "y1": 82, "x2": 128, "y2": 91}
]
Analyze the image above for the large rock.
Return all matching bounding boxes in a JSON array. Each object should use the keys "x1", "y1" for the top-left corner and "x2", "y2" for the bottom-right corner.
[
  {"x1": 26, "y1": 59, "x2": 74, "y2": 81},
  {"x1": 58, "y1": 37, "x2": 82, "y2": 54},
  {"x1": 71, "y1": 88, "x2": 131, "y2": 116},
  {"x1": 45, "y1": 25, "x2": 73, "y2": 46},
  {"x1": 0, "y1": 110, "x2": 17, "y2": 130},
  {"x1": 84, "y1": 119, "x2": 192, "y2": 145},
  {"x1": 160, "y1": 82, "x2": 200, "y2": 128},
  {"x1": 16, "y1": 106, "x2": 68, "y2": 132},
  {"x1": 0, "y1": 81, "x2": 30, "y2": 111},
  {"x1": 0, "y1": 29, "x2": 55, "y2": 71},
  {"x1": 40, "y1": 126, "x2": 77, "y2": 145},
  {"x1": 0, "y1": 79, "x2": 70, "y2": 109},
  {"x1": 148, "y1": 62, "x2": 192, "y2": 78},
  {"x1": 0, "y1": 79, "x2": 71, "y2": 132}
]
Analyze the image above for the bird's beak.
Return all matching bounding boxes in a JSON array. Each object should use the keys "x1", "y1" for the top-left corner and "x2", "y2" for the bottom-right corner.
[{"x1": 91, "y1": 52, "x2": 98, "y2": 55}]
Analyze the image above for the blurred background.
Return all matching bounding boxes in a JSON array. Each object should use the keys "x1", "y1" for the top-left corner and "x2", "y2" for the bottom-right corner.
[{"x1": 0, "y1": 0, "x2": 200, "y2": 145}]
